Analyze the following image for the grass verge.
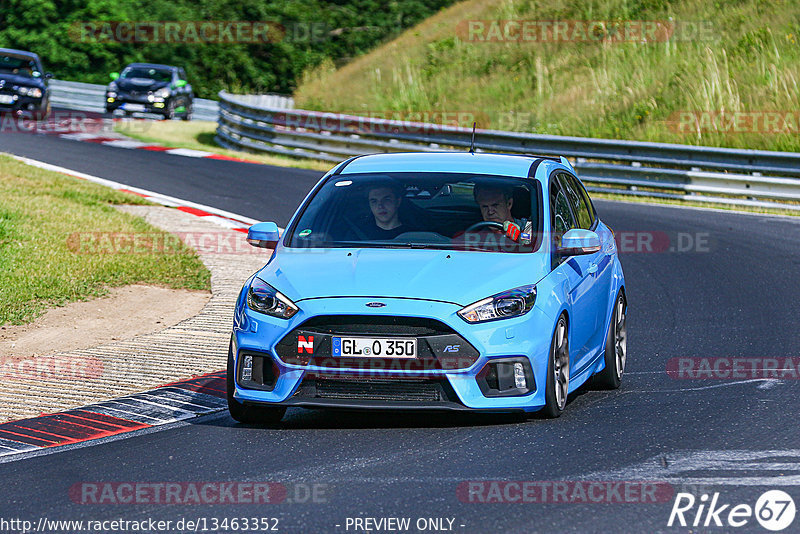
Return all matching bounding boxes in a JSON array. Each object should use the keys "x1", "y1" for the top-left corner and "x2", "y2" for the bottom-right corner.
[
  {"x1": 115, "y1": 120, "x2": 332, "y2": 172},
  {"x1": 295, "y1": 0, "x2": 800, "y2": 153},
  {"x1": 0, "y1": 154, "x2": 210, "y2": 325}
]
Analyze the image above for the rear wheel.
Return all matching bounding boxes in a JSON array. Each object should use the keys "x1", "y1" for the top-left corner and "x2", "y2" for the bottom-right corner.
[
  {"x1": 227, "y1": 341, "x2": 286, "y2": 425},
  {"x1": 594, "y1": 291, "x2": 627, "y2": 389},
  {"x1": 541, "y1": 315, "x2": 569, "y2": 418}
]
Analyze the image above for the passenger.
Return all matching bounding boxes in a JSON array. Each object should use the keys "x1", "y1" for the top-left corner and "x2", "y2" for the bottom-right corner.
[{"x1": 364, "y1": 183, "x2": 409, "y2": 240}]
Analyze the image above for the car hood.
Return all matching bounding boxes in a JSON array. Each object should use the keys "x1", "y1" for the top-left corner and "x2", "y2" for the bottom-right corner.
[
  {"x1": 258, "y1": 248, "x2": 549, "y2": 307},
  {"x1": 0, "y1": 74, "x2": 44, "y2": 88},
  {"x1": 115, "y1": 78, "x2": 169, "y2": 92}
]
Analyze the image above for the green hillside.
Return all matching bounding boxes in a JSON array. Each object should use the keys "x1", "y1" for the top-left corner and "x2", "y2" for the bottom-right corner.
[
  {"x1": 295, "y1": 0, "x2": 800, "y2": 152},
  {"x1": 0, "y1": 0, "x2": 455, "y2": 98}
]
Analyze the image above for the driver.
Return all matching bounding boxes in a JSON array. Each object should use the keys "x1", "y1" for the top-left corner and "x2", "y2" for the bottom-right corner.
[
  {"x1": 363, "y1": 183, "x2": 409, "y2": 240},
  {"x1": 472, "y1": 185, "x2": 532, "y2": 244}
]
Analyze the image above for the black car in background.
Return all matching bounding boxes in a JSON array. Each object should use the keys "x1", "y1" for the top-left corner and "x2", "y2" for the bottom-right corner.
[
  {"x1": 0, "y1": 48, "x2": 52, "y2": 118},
  {"x1": 105, "y1": 63, "x2": 193, "y2": 120}
]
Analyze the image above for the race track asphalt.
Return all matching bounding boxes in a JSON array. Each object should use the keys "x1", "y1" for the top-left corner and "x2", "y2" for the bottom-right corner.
[{"x1": 2, "y1": 129, "x2": 799, "y2": 533}]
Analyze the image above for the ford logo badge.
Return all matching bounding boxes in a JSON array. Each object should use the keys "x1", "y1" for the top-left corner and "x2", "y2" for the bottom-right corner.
[{"x1": 366, "y1": 302, "x2": 386, "y2": 308}]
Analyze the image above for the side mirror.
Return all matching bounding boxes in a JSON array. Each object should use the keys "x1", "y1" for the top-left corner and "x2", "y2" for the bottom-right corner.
[
  {"x1": 174, "y1": 79, "x2": 187, "y2": 88},
  {"x1": 45, "y1": 72, "x2": 53, "y2": 79},
  {"x1": 557, "y1": 228, "x2": 601, "y2": 256},
  {"x1": 247, "y1": 222, "x2": 280, "y2": 249},
  {"x1": 110, "y1": 72, "x2": 119, "y2": 80}
]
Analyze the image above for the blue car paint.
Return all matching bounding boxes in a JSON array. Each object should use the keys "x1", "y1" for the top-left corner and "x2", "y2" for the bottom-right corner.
[{"x1": 231, "y1": 152, "x2": 625, "y2": 412}]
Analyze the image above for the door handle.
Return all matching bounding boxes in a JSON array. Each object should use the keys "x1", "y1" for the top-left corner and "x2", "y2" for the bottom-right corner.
[{"x1": 587, "y1": 263, "x2": 598, "y2": 274}]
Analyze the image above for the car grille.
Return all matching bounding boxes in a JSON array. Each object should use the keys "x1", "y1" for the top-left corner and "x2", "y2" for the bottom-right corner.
[
  {"x1": 293, "y1": 376, "x2": 457, "y2": 403},
  {"x1": 275, "y1": 315, "x2": 479, "y2": 370},
  {"x1": 316, "y1": 378, "x2": 440, "y2": 401}
]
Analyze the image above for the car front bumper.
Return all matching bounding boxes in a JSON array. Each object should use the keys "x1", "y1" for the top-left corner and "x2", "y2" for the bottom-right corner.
[
  {"x1": 232, "y1": 296, "x2": 557, "y2": 412},
  {"x1": 106, "y1": 93, "x2": 170, "y2": 114},
  {"x1": 0, "y1": 92, "x2": 46, "y2": 114}
]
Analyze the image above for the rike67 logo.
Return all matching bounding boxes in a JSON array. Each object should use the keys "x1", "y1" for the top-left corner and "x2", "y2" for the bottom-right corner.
[{"x1": 668, "y1": 490, "x2": 796, "y2": 531}]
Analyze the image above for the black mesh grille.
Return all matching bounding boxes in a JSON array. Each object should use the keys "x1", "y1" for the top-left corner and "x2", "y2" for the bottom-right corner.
[
  {"x1": 290, "y1": 375, "x2": 464, "y2": 403},
  {"x1": 314, "y1": 379, "x2": 442, "y2": 402}
]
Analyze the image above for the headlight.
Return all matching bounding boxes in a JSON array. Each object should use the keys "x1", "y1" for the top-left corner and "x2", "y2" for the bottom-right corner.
[
  {"x1": 247, "y1": 278, "x2": 299, "y2": 319},
  {"x1": 17, "y1": 87, "x2": 42, "y2": 98},
  {"x1": 458, "y1": 284, "x2": 537, "y2": 323},
  {"x1": 154, "y1": 87, "x2": 170, "y2": 98}
]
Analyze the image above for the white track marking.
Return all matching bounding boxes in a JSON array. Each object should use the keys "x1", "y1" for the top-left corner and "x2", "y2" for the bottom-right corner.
[
  {"x1": 579, "y1": 450, "x2": 800, "y2": 486},
  {"x1": 10, "y1": 154, "x2": 260, "y2": 227}
]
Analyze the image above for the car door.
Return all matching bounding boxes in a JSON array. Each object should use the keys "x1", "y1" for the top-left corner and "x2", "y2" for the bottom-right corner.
[
  {"x1": 550, "y1": 174, "x2": 596, "y2": 373},
  {"x1": 558, "y1": 172, "x2": 610, "y2": 367}
]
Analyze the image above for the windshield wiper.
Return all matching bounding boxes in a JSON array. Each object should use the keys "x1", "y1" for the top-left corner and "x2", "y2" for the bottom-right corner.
[{"x1": 322, "y1": 241, "x2": 452, "y2": 250}]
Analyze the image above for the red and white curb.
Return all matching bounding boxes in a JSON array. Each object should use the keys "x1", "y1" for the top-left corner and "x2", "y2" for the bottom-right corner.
[
  {"x1": 0, "y1": 156, "x2": 275, "y2": 459},
  {"x1": 12, "y1": 155, "x2": 260, "y2": 233},
  {"x1": 0, "y1": 372, "x2": 227, "y2": 459},
  {"x1": 58, "y1": 130, "x2": 263, "y2": 165}
]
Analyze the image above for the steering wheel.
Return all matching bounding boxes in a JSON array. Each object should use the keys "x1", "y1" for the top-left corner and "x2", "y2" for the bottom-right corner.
[{"x1": 465, "y1": 221, "x2": 504, "y2": 233}]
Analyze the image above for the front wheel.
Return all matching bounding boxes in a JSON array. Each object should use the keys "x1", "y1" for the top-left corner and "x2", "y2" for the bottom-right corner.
[
  {"x1": 594, "y1": 291, "x2": 627, "y2": 389},
  {"x1": 541, "y1": 315, "x2": 569, "y2": 418},
  {"x1": 227, "y1": 341, "x2": 286, "y2": 425},
  {"x1": 163, "y1": 101, "x2": 175, "y2": 120}
]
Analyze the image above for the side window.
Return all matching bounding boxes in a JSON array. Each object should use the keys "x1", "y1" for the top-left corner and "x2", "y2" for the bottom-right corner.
[
  {"x1": 550, "y1": 178, "x2": 577, "y2": 238},
  {"x1": 573, "y1": 176, "x2": 597, "y2": 228},
  {"x1": 558, "y1": 173, "x2": 593, "y2": 230},
  {"x1": 178, "y1": 68, "x2": 187, "y2": 80}
]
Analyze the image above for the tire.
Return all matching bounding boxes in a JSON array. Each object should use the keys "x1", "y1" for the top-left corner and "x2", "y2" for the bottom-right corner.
[
  {"x1": 181, "y1": 104, "x2": 192, "y2": 121},
  {"x1": 37, "y1": 99, "x2": 51, "y2": 120},
  {"x1": 164, "y1": 101, "x2": 175, "y2": 120},
  {"x1": 541, "y1": 314, "x2": 569, "y2": 418},
  {"x1": 594, "y1": 291, "x2": 627, "y2": 389},
  {"x1": 226, "y1": 341, "x2": 286, "y2": 425}
]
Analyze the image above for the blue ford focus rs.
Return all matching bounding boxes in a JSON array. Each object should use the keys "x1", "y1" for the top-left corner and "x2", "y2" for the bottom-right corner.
[{"x1": 228, "y1": 152, "x2": 626, "y2": 423}]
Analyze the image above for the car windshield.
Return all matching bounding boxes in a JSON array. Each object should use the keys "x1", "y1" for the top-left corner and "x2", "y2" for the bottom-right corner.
[
  {"x1": 0, "y1": 55, "x2": 37, "y2": 77},
  {"x1": 286, "y1": 172, "x2": 542, "y2": 253},
  {"x1": 120, "y1": 67, "x2": 172, "y2": 82}
]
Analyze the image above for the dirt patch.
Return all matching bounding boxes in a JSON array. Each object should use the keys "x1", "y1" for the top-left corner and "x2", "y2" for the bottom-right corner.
[{"x1": 0, "y1": 284, "x2": 210, "y2": 359}]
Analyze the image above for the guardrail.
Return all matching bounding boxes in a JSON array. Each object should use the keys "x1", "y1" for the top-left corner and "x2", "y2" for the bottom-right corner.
[
  {"x1": 49, "y1": 79, "x2": 220, "y2": 121},
  {"x1": 216, "y1": 90, "x2": 800, "y2": 212}
]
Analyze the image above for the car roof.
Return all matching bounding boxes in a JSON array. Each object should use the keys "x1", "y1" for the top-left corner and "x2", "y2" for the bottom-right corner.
[
  {"x1": 0, "y1": 48, "x2": 41, "y2": 61},
  {"x1": 337, "y1": 151, "x2": 563, "y2": 179},
  {"x1": 124, "y1": 63, "x2": 178, "y2": 71}
]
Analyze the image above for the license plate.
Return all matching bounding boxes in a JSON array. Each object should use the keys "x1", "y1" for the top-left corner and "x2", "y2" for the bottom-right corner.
[
  {"x1": 332, "y1": 337, "x2": 417, "y2": 358},
  {"x1": 0, "y1": 95, "x2": 14, "y2": 104},
  {"x1": 123, "y1": 103, "x2": 146, "y2": 111}
]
